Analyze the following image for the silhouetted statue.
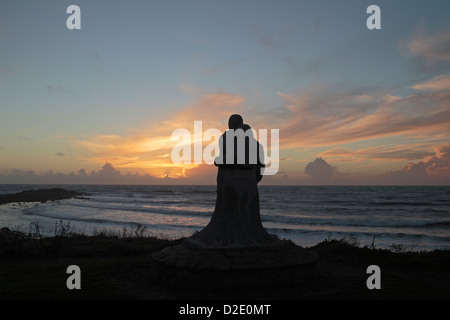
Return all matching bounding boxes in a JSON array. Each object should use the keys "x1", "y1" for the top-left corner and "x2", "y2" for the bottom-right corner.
[
  {"x1": 186, "y1": 114, "x2": 278, "y2": 248},
  {"x1": 239, "y1": 123, "x2": 265, "y2": 183}
]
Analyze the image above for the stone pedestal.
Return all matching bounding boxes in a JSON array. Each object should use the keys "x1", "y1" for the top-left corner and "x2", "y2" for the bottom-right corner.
[
  {"x1": 187, "y1": 167, "x2": 277, "y2": 248},
  {"x1": 150, "y1": 240, "x2": 319, "y2": 291}
]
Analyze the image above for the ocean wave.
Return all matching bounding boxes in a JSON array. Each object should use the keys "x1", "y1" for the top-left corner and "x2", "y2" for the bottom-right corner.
[
  {"x1": 3, "y1": 184, "x2": 450, "y2": 251},
  {"x1": 84, "y1": 195, "x2": 216, "y2": 208},
  {"x1": 18, "y1": 196, "x2": 450, "y2": 232},
  {"x1": 61, "y1": 199, "x2": 213, "y2": 217},
  {"x1": 260, "y1": 213, "x2": 450, "y2": 229},
  {"x1": 417, "y1": 221, "x2": 450, "y2": 228},
  {"x1": 20, "y1": 205, "x2": 206, "y2": 230},
  {"x1": 375, "y1": 201, "x2": 434, "y2": 206}
]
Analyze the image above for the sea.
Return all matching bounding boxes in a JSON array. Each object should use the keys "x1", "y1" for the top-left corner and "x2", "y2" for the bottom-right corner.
[{"x1": 0, "y1": 184, "x2": 449, "y2": 251}]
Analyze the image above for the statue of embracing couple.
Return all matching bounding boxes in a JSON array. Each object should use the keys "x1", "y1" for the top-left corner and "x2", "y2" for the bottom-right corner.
[{"x1": 186, "y1": 114, "x2": 279, "y2": 248}]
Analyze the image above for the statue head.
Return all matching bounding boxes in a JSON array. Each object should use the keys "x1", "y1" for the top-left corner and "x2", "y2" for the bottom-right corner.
[{"x1": 228, "y1": 114, "x2": 243, "y2": 130}]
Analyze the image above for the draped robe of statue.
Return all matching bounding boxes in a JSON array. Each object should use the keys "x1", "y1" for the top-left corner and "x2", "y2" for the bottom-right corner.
[{"x1": 186, "y1": 125, "x2": 278, "y2": 248}]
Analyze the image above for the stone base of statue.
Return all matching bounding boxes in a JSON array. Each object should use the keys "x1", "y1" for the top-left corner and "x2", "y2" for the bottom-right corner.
[
  {"x1": 150, "y1": 240, "x2": 319, "y2": 291},
  {"x1": 186, "y1": 166, "x2": 277, "y2": 248}
]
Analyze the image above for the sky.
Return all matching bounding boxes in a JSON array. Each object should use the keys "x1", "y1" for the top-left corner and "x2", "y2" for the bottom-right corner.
[{"x1": 1, "y1": 0, "x2": 450, "y2": 185}]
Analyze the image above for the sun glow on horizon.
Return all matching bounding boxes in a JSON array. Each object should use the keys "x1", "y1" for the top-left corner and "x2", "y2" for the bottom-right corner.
[{"x1": 1, "y1": 1, "x2": 449, "y2": 185}]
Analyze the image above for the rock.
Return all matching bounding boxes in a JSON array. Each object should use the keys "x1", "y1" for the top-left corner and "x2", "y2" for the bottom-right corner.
[
  {"x1": 0, "y1": 188, "x2": 84, "y2": 205},
  {"x1": 150, "y1": 240, "x2": 319, "y2": 291}
]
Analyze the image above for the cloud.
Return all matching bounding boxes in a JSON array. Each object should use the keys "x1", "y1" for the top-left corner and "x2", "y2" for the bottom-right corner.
[
  {"x1": 304, "y1": 158, "x2": 336, "y2": 184},
  {"x1": 46, "y1": 85, "x2": 68, "y2": 93},
  {"x1": 88, "y1": 51, "x2": 108, "y2": 74},
  {"x1": 377, "y1": 144, "x2": 450, "y2": 185},
  {"x1": 0, "y1": 169, "x2": 39, "y2": 184},
  {"x1": 89, "y1": 51, "x2": 102, "y2": 63},
  {"x1": 268, "y1": 78, "x2": 450, "y2": 149},
  {"x1": 181, "y1": 163, "x2": 216, "y2": 185},
  {"x1": 405, "y1": 30, "x2": 450, "y2": 62},
  {"x1": 87, "y1": 162, "x2": 123, "y2": 183},
  {"x1": 402, "y1": 28, "x2": 450, "y2": 72},
  {"x1": 55, "y1": 152, "x2": 66, "y2": 158},
  {"x1": 0, "y1": 162, "x2": 183, "y2": 185},
  {"x1": 66, "y1": 27, "x2": 450, "y2": 185},
  {"x1": 251, "y1": 23, "x2": 298, "y2": 50},
  {"x1": 201, "y1": 22, "x2": 301, "y2": 76},
  {"x1": 412, "y1": 74, "x2": 450, "y2": 91},
  {"x1": 74, "y1": 90, "x2": 245, "y2": 179},
  {"x1": 3, "y1": 148, "x2": 449, "y2": 186},
  {"x1": 312, "y1": 145, "x2": 450, "y2": 185},
  {"x1": 70, "y1": 73, "x2": 450, "y2": 184},
  {"x1": 318, "y1": 144, "x2": 436, "y2": 162},
  {"x1": 263, "y1": 28, "x2": 450, "y2": 150},
  {"x1": 300, "y1": 146, "x2": 450, "y2": 185},
  {"x1": 424, "y1": 144, "x2": 450, "y2": 181}
]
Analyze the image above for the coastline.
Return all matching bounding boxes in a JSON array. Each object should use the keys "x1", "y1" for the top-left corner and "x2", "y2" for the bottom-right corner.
[
  {"x1": 1, "y1": 188, "x2": 449, "y2": 299},
  {"x1": 0, "y1": 188, "x2": 85, "y2": 205},
  {"x1": 1, "y1": 185, "x2": 448, "y2": 251}
]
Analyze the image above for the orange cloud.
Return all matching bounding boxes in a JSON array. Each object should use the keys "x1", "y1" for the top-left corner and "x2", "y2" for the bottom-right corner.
[
  {"x1": 405, "y1": 30, "x2": 450, "y2": 61},
  {"x1": 318, "y1": 144, "x2": 436, "y2": 162},
  {"x1": 413, "y1": 74, "x2": 450, "y2": 91},
  {"x1": 379, "y1": 144, "x2": 450, "y2": 184},
  {"x1": 74, "y1": 90, "x2": 245, "y2": 178},
  {"x1": 73, "y1": 69, "x2": 450, "y2": 183},
  {"x1": 269, "y1": 78, "x2": 450, "y2": 149}
]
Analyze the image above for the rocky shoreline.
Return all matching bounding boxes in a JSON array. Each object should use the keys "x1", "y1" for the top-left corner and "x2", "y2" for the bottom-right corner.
[{"x1": 0, "y1": 188, "x2": 85, "y2": 205}]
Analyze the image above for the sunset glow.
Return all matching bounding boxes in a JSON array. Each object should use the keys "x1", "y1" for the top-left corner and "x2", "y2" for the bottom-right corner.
[{"x1": 1, "y1": 0, "x2": 449, "y2": 185}]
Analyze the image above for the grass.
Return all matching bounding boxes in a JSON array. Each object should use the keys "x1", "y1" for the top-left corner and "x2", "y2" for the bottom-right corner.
[
  {"x1": 1, "y1": 222, "x2": 450, "y2": 300},
  {"x1": 0, "y1": 222, "x2": 178, "y2": 299}
]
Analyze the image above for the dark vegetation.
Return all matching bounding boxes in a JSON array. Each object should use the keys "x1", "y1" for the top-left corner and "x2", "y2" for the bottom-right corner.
[{"x1": 1, "y1": 223, "x2": 449, "y2": 300}]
